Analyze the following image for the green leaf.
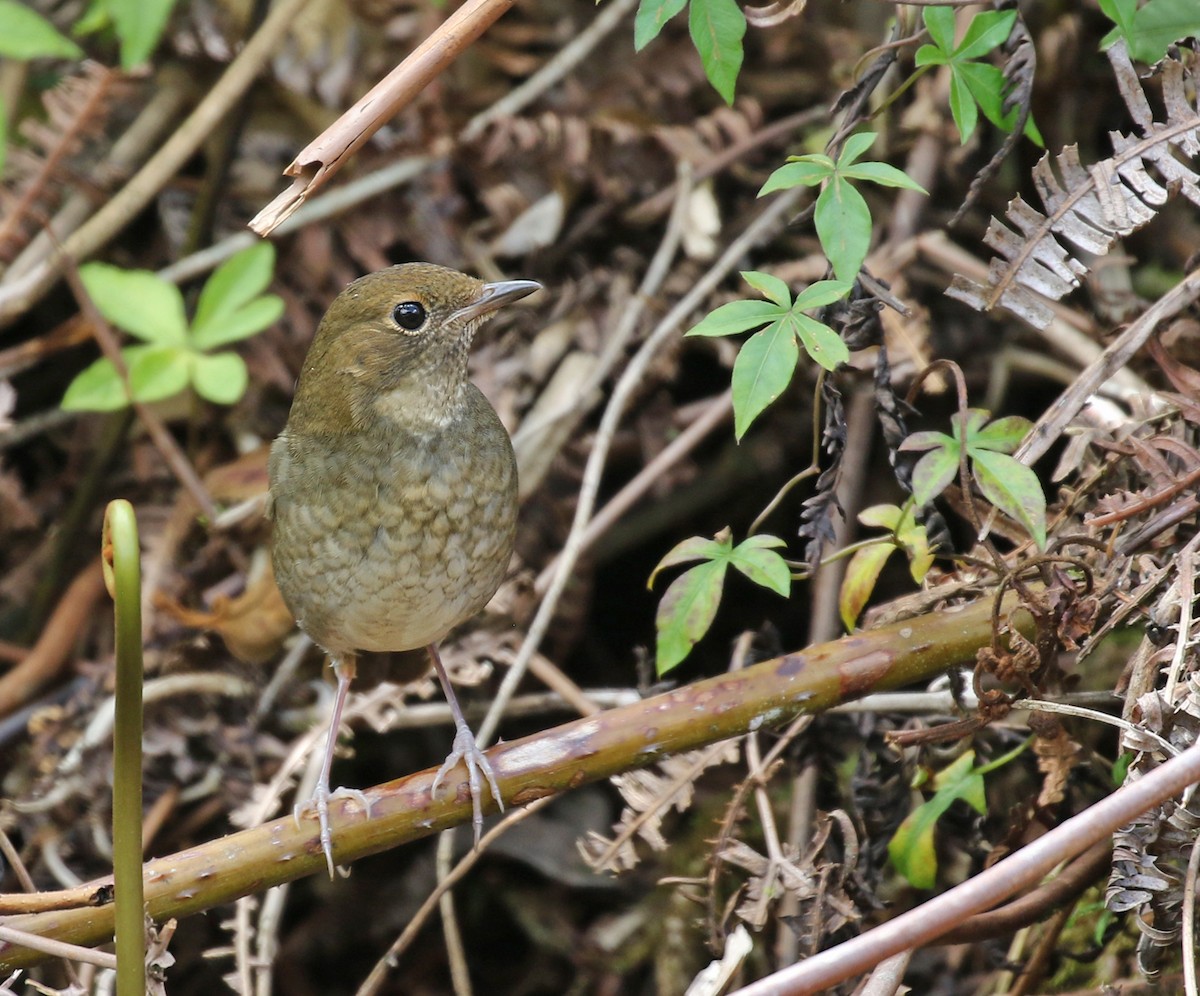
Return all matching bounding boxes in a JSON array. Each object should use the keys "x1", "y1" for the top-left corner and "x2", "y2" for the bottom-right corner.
[
  {"x1": 971, "y1": 450, "x2": 1047, "y2": 550},
  {"x1": 106, "y1": 0, "x2": 179, "y2": 68},
  {"x1": 634, "y1": 0, "x2": 687, "y2": 50},
  {"x1": 889, "y1": 751, "x2": 985, "y2": 889},
  {"x1": 948, "y1": 70, "x2": 979, "y2": 144},
  {"x1": 79, "y1": 264, "x2": 188, "y2": 345},
  {"x1": 650, "y1": 532, "x2": 731, "y2": 588},
  {"x1": 127, "y1": 345, "x2": 189, "y2": 403},
  {"x1": 837, "y1": 131, "x2": 877, "y2": 167},
  {"x1": 840, "y1": 541, "x2": 895, "y2": 630},
  {"x1": 758, "y1": 159, "x2": 832, "y2": 197},
  {"x1": 740, "y1": 270, "x2": 791, "y2": 309},
  {"x1": 840, "y1": 162, "x2": 928, "y2": 192},
  {"x1": 61, "y1": 356, "x2": 130, "y2": 412},
  {"x1": 814, "y1": 177, "x2": 871, "y2": 281},
  {"x1": 970, "y1": 414, "x2": 1032, "y2": 453},
  {"x1": 1099, "y1": 0, "x2": 1138, "y2": 42},
  {"x1": 954, "y1": 10, "x2": 1016, "y2": 61},
  {"x1": 191, "y1": 351, "x2": 249, "y2": 405},
  {"x1": 791, "y1": 313, "x2": 849, "y2": 372},
  {"x1": 728, "y1": 537, "x2": 791, "y2": 596},
  {"x1": 190, "y1": 295, "x2": 284, "y2": 350},
  {"x1": 685, "y1": 299, "x2": 783, "y2": 338},
  {"x1": 731, "y1": 323, "x2": 798, "y2": 440},
  {"x1": 914, "y1": 43, "x2": 949, "y2": 68},
  {"x1": 898, "y1": 429, "x2": 952, "y2": 453},
  {"x1": 922, "y1": 5, "x2": 957, "y2": 53},
  {"x1": 910, "y1": 444, "x2": 960, "y2": 507},
  {"x1": 792, "y1": 279, "x2": 853, "y2": 310},
  {"x1": 687, "y1": 0, "x2": 745, "y2": 104},
  {"x1": 858, "y1": 504, "x2": 904, "y2": 530},
  {"x1": 0, "y1": 0, "x2": 83, "y2": 59},
  {"x1": 1128, "y1": 0, "x2": 1200, "y2": 63},
  {"x1": 192, "y1": 242, "x2": 277, "y2": 341},
  {"x1": 655, "y1": 557, "x2": 728, "y2": 674}
]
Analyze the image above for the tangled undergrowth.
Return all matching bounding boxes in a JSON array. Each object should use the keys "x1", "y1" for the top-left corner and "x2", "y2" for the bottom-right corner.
[{"x1": 4, "y1": 1, "x2": 1200, "y2": 993}]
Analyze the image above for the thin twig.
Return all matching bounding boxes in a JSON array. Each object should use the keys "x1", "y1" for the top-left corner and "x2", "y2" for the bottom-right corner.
[
  {"x1": 731, "y1": 740, "x2": 1200, "y2": 995},
  {"x1": 474, "y1": 167, "x2": 700, "y2": 746},
  {"x1": 355, "y1": 798, "x2": 553, "y2": 996}
]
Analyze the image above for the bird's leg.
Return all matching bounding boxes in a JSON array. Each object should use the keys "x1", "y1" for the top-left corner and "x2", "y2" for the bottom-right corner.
[
  {"x1": 428, "y1": 644, "x2": 503, "y2": 845},
  {"x1": 295, "y1": 652, "x2": 371, "y2": 878}
]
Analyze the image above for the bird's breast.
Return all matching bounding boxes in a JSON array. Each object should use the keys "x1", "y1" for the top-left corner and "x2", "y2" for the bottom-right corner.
[{"x1": 268, "y1": 390, "x2": 518, "y2": 655}]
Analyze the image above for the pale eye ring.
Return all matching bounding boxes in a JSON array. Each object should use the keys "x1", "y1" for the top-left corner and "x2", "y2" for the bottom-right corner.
[{"x1": 393, "y1": 301, "x2": 426, "y2": 330}]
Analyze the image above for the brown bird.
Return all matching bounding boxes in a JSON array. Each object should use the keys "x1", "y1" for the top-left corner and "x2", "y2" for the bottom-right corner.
[{"x1": 267, "y1": 263, "x2": 540, "y2": 875}]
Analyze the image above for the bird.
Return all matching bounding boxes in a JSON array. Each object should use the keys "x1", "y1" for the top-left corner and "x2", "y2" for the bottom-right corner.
[{"x1": 267, "y1": 262, "x2": 540, "y2": 876}]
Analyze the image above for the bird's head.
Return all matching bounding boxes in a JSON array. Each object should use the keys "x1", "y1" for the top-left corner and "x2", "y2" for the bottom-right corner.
[{"x1": 287, "y1": 263, "x2": 540, "y2": 434}]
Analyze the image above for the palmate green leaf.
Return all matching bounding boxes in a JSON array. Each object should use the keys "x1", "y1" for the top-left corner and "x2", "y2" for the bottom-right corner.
[
  {"x1": 192, "y1": 242, "x2": 277, "y2": 341},
  {"x1": 758, "y1": 158, "x2": 832, "y2": 196},
  {"x1": 727, "y1": 535, "x2": 790, "y2": 596},
  {"x1": 127, "y1": 345, "x2": 189, "y2": 403},
  {"x1": 840, "y1": 540, "x2": 896, "y2": 630},
  {"x1": 61, "y1": 356, "x2": 130, "y2": 412},
  {"x1": 649, "y1": 532, "x2": 732, "y2": 588},
  {"x1": 79, "y1": 264, "x2": 188, "y2": 345},
  {"x1": 1099, "y1": 0, "x2": 1138, "y2": 45},
  {"x1": 837, "y1": 131, "x2": 878, "y2": 167},
  {"x1": 909, "y1": 444, "x2": 961, "y2": 507},
  {"x1": 106, "y1": 0, "x2": 179, "y2": 68},
  {"x1": 0, "y1": 0, "x2": 83, "y2": 59},
  {"x1": 190, "y1": 295, "x2": 284, "y2": 350},
  {"x1": 634, "y1": 0, "x2": 687, "y2": 50},
  {"x1": 951, "y1": 408, "x2": 993, "y2": 441},
  {"x1": 889, "y1": 751, "x2": 986, "y2": 889},
  {"x1": 957, "y1": 61, "x2": 1042, "y2": 145},
  {"x1": 972, "y1": 450, "x2": 1047, "y2": 550},
  {"x1": 914, "y1": 42, "x2": 949, "y2": 68},
  {"x1": 814, "y1": 177, "x2": 871, "y2": 281},
  {"x1": 740, "y1": 270, "x2": 791, "y2": 308},
  {"x1": 732, "y1": 323, "x2": 798, "y2": 440},
  {"x1": 1124, "y1": 0, "x2": 1200, "y2": 64},
  {"x1": 791, "y1": 313, "x2": 849, "y2": 372},
  {"x1": 685, "y1": 299, "x2": 782, "y2": 337},
  {"x1": 191, "y1": 351, "x2": 248, "y2": 405},
  {"x1": 922, "y1": 4, "x2": 956, "y2": 52},
  {"x1": 949, "y1": 70, "x2": 980, "y2": 144},
  {"x1": 954, "y1": 9, "x2": 1017, "y2": 61},
  {"x1": 899, "y1": 429, "x2": 953, "y2": 453},
  {"x1": 840, "y1": 161, "x2": 928, "y2": 192},
  {"x1": 970, "y1": 414, "x2": 1032, "y2": 453},
  {"x1": 655, "y1": 557, "x2": 728, "y2": 674},
  {"x1": 687, "y1": 0, "x2": 745, "y2": 105},
  {"x1": 792, "y1": 279, "x2": 853, "y2": 310}
]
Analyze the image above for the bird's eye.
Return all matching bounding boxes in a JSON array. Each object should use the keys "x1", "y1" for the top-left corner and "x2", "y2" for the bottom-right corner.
[{"x1": 392, "y1": 301, "x2": 427, "y2": 331}]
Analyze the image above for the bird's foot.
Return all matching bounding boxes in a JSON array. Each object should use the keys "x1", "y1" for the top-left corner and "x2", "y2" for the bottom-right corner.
[
  {"x1": 431, "y1": 724, "x2": 503, "y2": 846},
  {"x1": 294, "y1": 784, "x2": 372, "y2": 878}
]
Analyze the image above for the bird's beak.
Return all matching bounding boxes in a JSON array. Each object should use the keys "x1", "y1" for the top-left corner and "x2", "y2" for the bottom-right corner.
[{"x1": 451, "y1": 279, "x2": 542, "y2": 323}]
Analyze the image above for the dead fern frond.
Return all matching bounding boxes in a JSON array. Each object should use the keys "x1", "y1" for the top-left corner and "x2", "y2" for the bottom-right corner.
[
  {"x1": 0, "y1": 62, "x2": 123, "y2": 263},
  {"x1": 579, "y1": 742, "x2": 740, "y2": 873},
  {"x1": 948, "y1": 41, "x2": 1200, "y2": 329}
]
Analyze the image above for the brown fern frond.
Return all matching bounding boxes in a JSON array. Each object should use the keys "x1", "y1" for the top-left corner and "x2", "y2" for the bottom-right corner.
[
  {"x1": 0, "y1": 62, "x2": 123, "y2": 263},
  {"x1": 948, "y1": 41, "x2": 1200, "y2": 329}
]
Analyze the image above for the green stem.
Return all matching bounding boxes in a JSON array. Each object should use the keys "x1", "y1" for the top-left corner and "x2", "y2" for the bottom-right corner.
[{"x1": 103, "y1": 500, "x2": 145, "y2": 996}]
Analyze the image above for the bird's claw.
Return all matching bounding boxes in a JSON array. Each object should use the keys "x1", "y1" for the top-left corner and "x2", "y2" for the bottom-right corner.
[
  {"x1": 294, "y1": 784, "x2": 372, "y2": 878},
  {"x1": 431, "y1": 724, "x2": 503, "y2": 846}
]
